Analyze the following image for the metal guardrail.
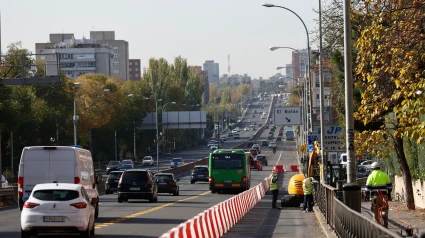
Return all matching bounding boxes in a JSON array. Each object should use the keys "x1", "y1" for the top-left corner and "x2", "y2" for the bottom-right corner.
[{"x1": 315, "y1": 182, "x2": 402, "y2": 238}]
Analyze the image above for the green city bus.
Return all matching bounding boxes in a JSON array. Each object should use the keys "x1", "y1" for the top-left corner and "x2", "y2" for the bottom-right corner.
[{"x1": 208, "y1": 149, "x2": 251, "y2": 193}]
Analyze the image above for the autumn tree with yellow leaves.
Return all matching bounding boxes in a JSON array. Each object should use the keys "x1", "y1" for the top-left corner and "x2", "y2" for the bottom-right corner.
[{"x1": 354, "y1": 0, "x2": 425, "y2": 210}]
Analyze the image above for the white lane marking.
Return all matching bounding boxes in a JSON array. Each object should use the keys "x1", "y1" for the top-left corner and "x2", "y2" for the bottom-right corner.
[{"x1": 276, "y1": 150, "x2": 283, "y2": 165}]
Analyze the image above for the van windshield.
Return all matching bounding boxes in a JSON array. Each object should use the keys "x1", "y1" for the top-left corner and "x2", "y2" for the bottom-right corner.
[{"x1": 33, "y1": 189, "x2": 79, "y2": 201}]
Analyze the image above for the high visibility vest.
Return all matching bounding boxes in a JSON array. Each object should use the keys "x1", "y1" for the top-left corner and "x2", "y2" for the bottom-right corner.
[
  {"x1": 303, "y1": 178, "x2": 313, "y2": 195},
  {"x1": 366, "y1": 170, "x2": 392, "y2": 193},
  {"x1": 270, "y1": 175, "x2": 279, "y2": 191}
]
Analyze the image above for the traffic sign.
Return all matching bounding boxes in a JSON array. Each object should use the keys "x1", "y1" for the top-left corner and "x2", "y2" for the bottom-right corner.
[
  {"x1": 274, "y1": 106, "x2": 301, "y2": 125},
  {"x1": 308, "y1": 135, "x2": 317, "y2": 145},
  {"x1": 312, "y1": 125, "x2": 345, "y2": 151}
]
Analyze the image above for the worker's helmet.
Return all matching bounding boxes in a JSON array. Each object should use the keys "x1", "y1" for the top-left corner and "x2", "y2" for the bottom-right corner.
[
  {"x1": 371, "y1": 162, "x2": 380, "y2": 169},
  {"x1": 272, "y1": 168, "x2": 277, "y2": 174}
]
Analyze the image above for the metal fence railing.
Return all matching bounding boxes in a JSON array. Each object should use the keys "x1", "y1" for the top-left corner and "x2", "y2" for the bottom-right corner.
[{"x1": 315, "y1": 182, "x2": 402, "y2": 238}]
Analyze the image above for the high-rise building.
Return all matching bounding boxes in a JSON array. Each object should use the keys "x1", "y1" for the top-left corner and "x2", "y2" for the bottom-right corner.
[
  {"x1": 35, "y1": 34, "x2": 114, "y2": 79},
  {"x1": 203, "y1": 60, "x2": 219, "y2": 86},
  {"x1": 36, "y1": 31, "x2": 130, "y2": 80},
  {"x1": 129, "y1": 59, "x2": 141, "y2": 80},
  {"x1": 90, "y1": 31, "x2": 129, "y2": 80},
  {"x1": 285, "y1": 64, "x2": 293, "y2": 82}
]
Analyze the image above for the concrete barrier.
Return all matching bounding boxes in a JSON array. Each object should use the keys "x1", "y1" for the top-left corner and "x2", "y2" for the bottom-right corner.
[
  {"x1": 159, "y1": 176, "x2": 272, "y2": 238},
  {"x1": 0, "y1": 187, "x2": 18, "y2": 206}
]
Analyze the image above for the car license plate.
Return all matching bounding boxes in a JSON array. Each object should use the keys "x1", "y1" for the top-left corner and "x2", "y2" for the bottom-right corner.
[
  {"x1": 114, "y1": 180, "x2": 119, "y2": 182},
  {"x1": 159, "y1": 183, "x2": 167, "y2": 185},
  {"x1": 224, "y1": 180, "x2": 232, "y2": 183},
  {"x1": 130, "y1": 187, "x2": 140, "y2": 191},
  {"x1": 43, "y1": 216, "x2": 65, "y2": 222},
  {"x1": 198, "y1": 175, "x2": 204, "y2": 177}
]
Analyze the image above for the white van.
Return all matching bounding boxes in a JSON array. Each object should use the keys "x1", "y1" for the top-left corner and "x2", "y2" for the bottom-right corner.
[{"x1": 17, "y1": 146, "x2": 102, "y2": 218}]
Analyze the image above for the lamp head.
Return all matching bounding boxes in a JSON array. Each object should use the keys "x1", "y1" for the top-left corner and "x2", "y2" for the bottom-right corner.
[{"x1": 262, "y1": 3, "x2": 275, "y2": 7}]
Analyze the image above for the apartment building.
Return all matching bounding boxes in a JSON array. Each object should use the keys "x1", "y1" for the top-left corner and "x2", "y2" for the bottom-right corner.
[{"x1": 129, "y1": 59, "x2": 141, "y2": 80}]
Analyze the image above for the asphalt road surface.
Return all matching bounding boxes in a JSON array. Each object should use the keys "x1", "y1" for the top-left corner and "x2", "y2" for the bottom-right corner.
[{"x1": 0, "y1": 98, "x2": 280, "y2": 238}]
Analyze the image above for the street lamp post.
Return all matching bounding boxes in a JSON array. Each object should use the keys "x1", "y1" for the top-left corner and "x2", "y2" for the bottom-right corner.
[
  {"x1": 155, "y1": 98, "x2": 162, "y2": 171},
  {"x1": 128, "y1": 94, "x2": 137, "y2": 159},
  {"x1": 318, "y1": 0, "x2": 326, "y2": 182},
  {"x1": 162, "y1": 102, "x2": 176, "y2": 153},
  {"x1": 73, "y1": 82, "x2": 81, "y2": 145},
  {"x1": 264, "y1": 3, "x2": 313, "y2": 130}
]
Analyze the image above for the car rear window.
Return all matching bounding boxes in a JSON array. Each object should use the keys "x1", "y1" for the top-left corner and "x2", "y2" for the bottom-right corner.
[
  {"x1": 154, "y1": 175, "x2": 173, "y2": 181},
  {"x1": 33, "y1": 189, "x2": 79, "y2": 201},
  {"x1": 193, "y1": 167, "x2": 208, "y2": 172},
  {"x1": 122, "y1": 160, "x2": 132, "y2": 164},
  {"x1": 121, "y1": 171, "x2": 147, "y2": 183},
  {"x1": 108, "y1": 172, "x2": 122, "y2": 179},
  {"x1": 172, "y1": 158, "x2": 182, "y2": 162},
  {"x1": 108, "y1": 161, "x2": 120, "y2": 166}
]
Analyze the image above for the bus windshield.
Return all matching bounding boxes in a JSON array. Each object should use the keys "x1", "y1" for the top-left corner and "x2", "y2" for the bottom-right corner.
[{"x1": 211, "y1": 153, "x2": 244, "y2": 169}]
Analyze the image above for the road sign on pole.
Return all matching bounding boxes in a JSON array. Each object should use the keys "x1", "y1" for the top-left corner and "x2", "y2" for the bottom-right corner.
[{"x1": 274, "y1": 106, "x2": 301, "y2": 125}]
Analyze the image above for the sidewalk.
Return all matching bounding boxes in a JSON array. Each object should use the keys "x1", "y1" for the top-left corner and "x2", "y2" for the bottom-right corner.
[
  {"x1": 361, "y1": 201, "x2": 425, "y2": 236},
  {"x1": 222, "y1": 172, "x2": 325, "y2": 238}
]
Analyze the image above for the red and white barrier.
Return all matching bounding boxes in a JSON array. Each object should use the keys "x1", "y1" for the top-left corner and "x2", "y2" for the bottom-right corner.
[
  {"x1": 290, "y1": 164, "x2": 299, "y2": 172},
  {"x1": 159, "y1": 177, "x2": 271, "y2": 238}
]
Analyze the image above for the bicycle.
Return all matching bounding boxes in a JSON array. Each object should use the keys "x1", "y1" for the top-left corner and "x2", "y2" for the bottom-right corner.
[{"x1": 273, "y1": 148, "x2": 276, "y2": 154}]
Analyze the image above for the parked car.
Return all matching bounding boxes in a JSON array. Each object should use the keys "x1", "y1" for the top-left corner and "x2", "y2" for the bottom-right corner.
[
  {"x1": 190, "y1": 165, "x2": 209, "y2": 184},
  {"x1": 1, "y1": 175, "x2": 8, "y2": 187},
  {"x1": 20, "y1": 183, "x2": 95, "y2": 238},
  {"x1": 119, "y1": 164, "x2": 134, "y2": 171},
  {"x1": 17, "y1": 146, "x2": 102, "y2": 218},
  {"x1": 117, "y1": 169, "x2": 158, "y2": 203},
  {"x1": 106, "y1": 160, "x2": 121, "y2": 174},
  {"x1": 154, "y1": 173, "x2": 180, "y2": 196},
  {"x1": 105, "y1": 171, "x2": 123, "y2": 194},
  {"x1": 360, "y1": 160, "x2": 373, "y2": 170},
  {"x1": 256, "y1": 154, "x2": 268, "y2": 166},
  {"x1": 170, "y1": 158, "x2": 184, "y2": 168},
  {"x1": 142, "y1": 156, "x2": 154, "y2": 166}
]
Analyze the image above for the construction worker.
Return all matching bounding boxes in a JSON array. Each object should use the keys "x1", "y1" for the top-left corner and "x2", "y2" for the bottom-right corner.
[
  {"x1": 302, "y1": 177, "x2": 314, "y2": 212},
  {"x1": 269, "y1": 168, "x2": 279, "y2": 208},
  {"x1": 366, "y1": 162, "x2": 392, "y2": 227}
]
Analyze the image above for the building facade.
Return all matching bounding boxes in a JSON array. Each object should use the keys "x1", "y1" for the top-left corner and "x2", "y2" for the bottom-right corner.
[
  {"x1": 310, "y1": 62, "x2": 336, "y2": 125},
  {"x1": 90, "y1": 31, "x2": 129, "y2": 80},
  {"x1": 129, "y1": 59, "x2": 141, "y2": 80},
  {"x1": 36, "y1": 35, "x2": 114, "y2": 79},
  {"x1": 203, "y1": 60, "x2": 219, "y2": 86}
]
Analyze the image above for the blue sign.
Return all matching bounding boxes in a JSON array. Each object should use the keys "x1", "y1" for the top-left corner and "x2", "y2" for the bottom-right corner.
[
  {"x1": 308, "y1": 135, "x2": 317, "y2": 145},
  {"x1": 307, "y1": 145, "x2": 314, "y2": 153}
]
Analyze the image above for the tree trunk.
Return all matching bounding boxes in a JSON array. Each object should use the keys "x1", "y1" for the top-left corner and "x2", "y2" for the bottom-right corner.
[{"x1": 394, "y1": 136, "x2": 415, "y2": 210}]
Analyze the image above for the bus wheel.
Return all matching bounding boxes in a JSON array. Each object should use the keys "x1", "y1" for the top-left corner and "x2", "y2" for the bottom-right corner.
[{"x1": 211, "y1": 189, "x2": 217, "y2": 194}]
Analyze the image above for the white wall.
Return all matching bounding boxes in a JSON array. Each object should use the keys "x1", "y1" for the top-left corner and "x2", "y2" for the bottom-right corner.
[{"x1": 394, "y1": 175, "x2": 425, "y2": 208}]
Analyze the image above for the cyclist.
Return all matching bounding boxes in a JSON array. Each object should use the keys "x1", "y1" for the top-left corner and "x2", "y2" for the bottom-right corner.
[
  {"x1": 273, "y1": 145, "x2": 276, "y2": 154},
  {"x1": 366, "y1": 162, "x2": 392, "y2": 228}
]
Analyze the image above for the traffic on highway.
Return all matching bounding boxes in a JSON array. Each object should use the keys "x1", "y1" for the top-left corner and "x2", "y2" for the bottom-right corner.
[{"x1": 0, "y1": 96, "x2": 288, "y2": 237}]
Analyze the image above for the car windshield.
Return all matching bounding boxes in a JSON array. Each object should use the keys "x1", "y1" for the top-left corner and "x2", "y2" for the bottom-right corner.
[
  {"x1": 193, "y1": 167, "x2": 208, "y2": 172},
  {"x1": 211, "y1": 153, "x2": 244, "y2": 169},
  {"x1": 108, "y1": 161, "x2": 120, "y2": 166},
  {"x1": 33, "y1": 189, "x2": 80, "y2": 201},
  {"x1": 144, "y1": 157, "x2": 152, "y2": 161},
  {"x1": 257, "y1": 156, "x2": 265, "y2": 160},
  {"x1": 122, "y1": 160, "x2": 132, "y2": 165},
  {"x1": 108, "y1": 172, "x2": 122, "y2": 179},
  {"x1": 172, "y1": 158, "x2": 182, "y2": 162},
  {"x1": 120, "y1": 164, "x2": 133, "y2": 169},
  {"x1": 154, "y1": 175, "x2": 173, "y2": 181},
  {"x1": 121, "y1": 171, "x2": 147, "y2": 183}
]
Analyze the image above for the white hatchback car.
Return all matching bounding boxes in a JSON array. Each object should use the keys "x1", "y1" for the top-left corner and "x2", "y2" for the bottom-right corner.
[
  {"x1": 21, "y1": 183, "x2": 95, "y2": 238},
  {"x1": 142, "y1": 156, "x2": 154, "y2": 166},
  {"x1": 1, "y1": 175, "x2": 8, "y2": 187}
]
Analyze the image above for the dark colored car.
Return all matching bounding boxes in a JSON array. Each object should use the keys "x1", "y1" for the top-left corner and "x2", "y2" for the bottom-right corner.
[
  {"x1": 256, "y1": 155, "x2": 268, "y2": 166},
  {"x1": 154, "y1": 173, "x2": 180, "y2": 196},
  {"x1": 105, "y1": 171, "x2": 123, "y2": 194},
  {"x1": 247, "y1": 141, "x2": 254, "y2": 148},
  {"x1": 106, "y1": 160, "x2": 121, "y2": 174},
  {"x1": 278, "y1": 131, "x2": 283, "y2": 137},
  {"x1": 190, "y1": 165, "x2": 209, "y2": 184},
  {"x1": 261, "y1": 141, "x2": 268, "y2": 146},
  {"x1": 117, "y1": 169, "x2": 158, "y2": 203},
  {"x1": 276, "y1": 136, "x2": 282, "y2": 141},
  {"x1": 119, "y1": 164, "x2": 134, "y2": 171}
]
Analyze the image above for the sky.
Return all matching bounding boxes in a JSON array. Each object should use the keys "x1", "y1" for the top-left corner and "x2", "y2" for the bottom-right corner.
[{"x1": 0, "y1": 0, "x2": 319, "y2": 79}]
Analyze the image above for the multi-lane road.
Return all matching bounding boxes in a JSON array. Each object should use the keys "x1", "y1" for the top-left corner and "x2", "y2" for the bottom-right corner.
[{"x1": 0, "y1": 99, "x2": 276, "y2": 237}]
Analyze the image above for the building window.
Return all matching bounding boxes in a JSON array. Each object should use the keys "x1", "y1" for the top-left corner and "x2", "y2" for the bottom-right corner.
[
  {"x1": 129, "y1": 61, "x2": 133, "y2": 65},
  {"x1": 113, "y1": 69, "x2": 120, "y2": 74},
  {"x1": 135, "y1": 73, "x2": 139, "y2": 78},
  {"x1": 316, "y1": 94, "x2": 319, "y2": 100},
  {"x1": 113, "y1": 46, "x2": 119, "y2": 50},
  {"x1": 316, "y1": 81, "x2": 320, "y2": 87},
  {"x1": 113, "y1": 54, "x2": 119, "y2": 58},
  {"x1": 135, "y1": 68, "x2": 139, "y2": 71},
  {"x1": 135, "y1": 62, "x2": 138, "y2": 65},
  {"x1": 113, "y1": 62, "x2": 119, "y2": 66}
]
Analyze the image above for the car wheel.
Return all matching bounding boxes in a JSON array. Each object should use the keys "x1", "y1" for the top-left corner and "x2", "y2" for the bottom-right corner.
[
  {"x1": 190, "y1": 180, "x2": 195, "y2": 184},
  {"x1": 21, "y1": 229, "x2": 30, "y2": 238},
  {"x1": 94, "y1": 201, "x2": 99, "y2": 218},
  {"x1": 105, "y1": 190, "x2": 110, "y2": 195},
  {"x1": 118, "y1": 197, "x2": 123, "y2": 203},
  {"x1": 173, "y1": 191, "x2": 178, "y2": 196},
  {"x1": 149, "y1": 195, "x2": 154, "y2": 203}
]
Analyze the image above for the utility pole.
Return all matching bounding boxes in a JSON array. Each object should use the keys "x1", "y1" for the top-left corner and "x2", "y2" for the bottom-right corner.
[
  {"x1": 10, "y1": 131, "x2": 13, "y2": 175},
  {"x1": 343, "y1": 0, "x2": 361, "y2": 212},
  {"x1": 319, "y1": 0, "x2": 326, "y2": 182}
]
